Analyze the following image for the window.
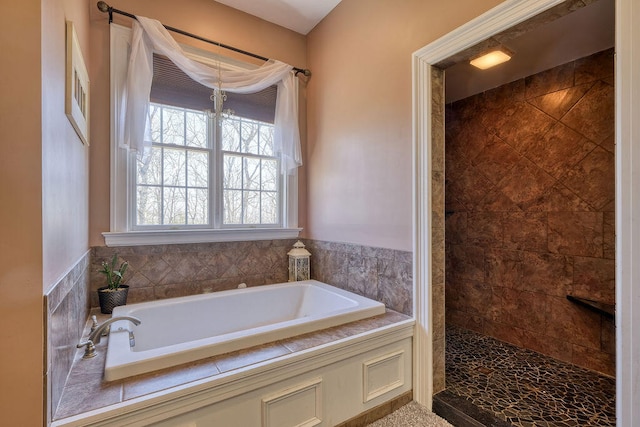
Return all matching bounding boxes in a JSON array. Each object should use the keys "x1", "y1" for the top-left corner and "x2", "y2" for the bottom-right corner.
[
  {"x1": 137, "y1": 105, "x2": 210, "y2": 227},
  {"x1": 106, "y1": 24, "x2": 299, "y2": 246},
  {"x1": 220, "y1": 116, "x2": 280, "y2": 226},
  {"x1": 136, "y1": 104, "x2": 281, "y2": 229}
]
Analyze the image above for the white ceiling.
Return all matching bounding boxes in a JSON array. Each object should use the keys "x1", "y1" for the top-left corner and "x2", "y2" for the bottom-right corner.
[{"x1": 214, "y1": 0, "x2": 342, "y2": 34}]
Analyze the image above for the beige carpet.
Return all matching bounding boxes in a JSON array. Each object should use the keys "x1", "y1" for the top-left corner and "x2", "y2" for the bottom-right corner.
[{"x1": 367, "y1": 402, "x2": 453, "y2": 427}]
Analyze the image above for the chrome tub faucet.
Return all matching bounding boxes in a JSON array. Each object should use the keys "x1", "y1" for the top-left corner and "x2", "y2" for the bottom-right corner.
[{"x1": 77, "y1": 315, "x2": 141, "y2": 359}]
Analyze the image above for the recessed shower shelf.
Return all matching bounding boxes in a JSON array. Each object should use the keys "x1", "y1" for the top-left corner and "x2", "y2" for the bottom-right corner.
[{"x1": 566, "y1": 295, "x2": 615, "y2": 320}]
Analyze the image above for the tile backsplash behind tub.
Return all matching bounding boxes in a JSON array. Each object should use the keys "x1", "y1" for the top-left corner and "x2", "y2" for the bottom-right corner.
[{"x1": 90, "y1": 239, "x2": 413, "y2": 315}]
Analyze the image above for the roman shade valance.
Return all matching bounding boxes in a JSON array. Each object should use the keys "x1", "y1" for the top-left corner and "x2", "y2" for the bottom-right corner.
[{"x1": 124, "y1": 16, "x2": 302, "y2": 174}]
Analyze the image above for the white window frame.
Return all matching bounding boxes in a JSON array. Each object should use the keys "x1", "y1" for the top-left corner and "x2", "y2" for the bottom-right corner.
[{"x1": 104, "y1": 24, "x2": 300, "y2": 247}]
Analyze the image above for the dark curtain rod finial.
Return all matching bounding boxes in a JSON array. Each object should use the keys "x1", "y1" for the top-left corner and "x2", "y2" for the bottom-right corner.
[
  {"x1": 96, "y1": 1, "x2": 311, "y2": 77},
  {"x1": 97, "y1": 1, "x2": 109, "y2": 12}
]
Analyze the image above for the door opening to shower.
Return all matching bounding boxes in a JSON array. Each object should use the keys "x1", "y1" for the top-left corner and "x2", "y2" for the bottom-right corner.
[{"x1": 427, "y1": 0, "x2": 617, "y2": 425}]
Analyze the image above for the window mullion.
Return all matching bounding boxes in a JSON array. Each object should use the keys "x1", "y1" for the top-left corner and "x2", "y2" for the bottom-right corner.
[
  {"x1": 160, "y1": 107, "x2": 165, "y2": 226},
  {"x1": 257, "y1": 124, "x2": 261, "y2": 224},
  {"x1": 183, "y1": 110, "x2": 188, "y2": 225},
  {"x1": 212, "y1": 112, "x2": 221, "y2": 229},
  {"x1": 240, "y1": 121, "x2": 245, "y2": 225},
  {"x1": 259, "y1": 159, "x2": 263, "y2": 224}
]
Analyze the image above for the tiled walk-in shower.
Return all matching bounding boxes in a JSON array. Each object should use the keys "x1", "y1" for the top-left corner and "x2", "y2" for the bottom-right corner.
[{"x1": 436, "y1": 326, "x2": 615, "y2": 427}]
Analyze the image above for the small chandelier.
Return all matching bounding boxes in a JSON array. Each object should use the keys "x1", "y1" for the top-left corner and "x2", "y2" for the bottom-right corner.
[
  {"x1": 288, "y1": 241, "x2": 311, "y2": 282},
  {"x1": 208, "y1": 89, "x2": 234, "y2": 123},
  {"x1": 208, "y1": 59, "x2": 234, "y2": 123}
]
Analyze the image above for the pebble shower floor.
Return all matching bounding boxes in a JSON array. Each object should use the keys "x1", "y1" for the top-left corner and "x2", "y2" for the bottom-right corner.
[{"x1": 445, "y1": 325, "x2": 615, "y2": 426}]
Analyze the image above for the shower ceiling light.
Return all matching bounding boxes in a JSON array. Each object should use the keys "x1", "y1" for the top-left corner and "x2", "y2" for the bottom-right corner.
[{"x1": 470, "y1": 48, "x2": 512, "y2": 70}]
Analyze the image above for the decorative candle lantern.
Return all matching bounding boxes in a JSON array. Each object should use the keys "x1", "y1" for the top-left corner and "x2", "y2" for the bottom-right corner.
[{"x1": 288, "y1": 240, "x2": 311, "y2": 282}]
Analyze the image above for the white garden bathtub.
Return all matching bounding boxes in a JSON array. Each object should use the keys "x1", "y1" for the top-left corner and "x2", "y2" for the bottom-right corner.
[{"x1": 104, "y1": 280, "x2": 386, "y2": 381}]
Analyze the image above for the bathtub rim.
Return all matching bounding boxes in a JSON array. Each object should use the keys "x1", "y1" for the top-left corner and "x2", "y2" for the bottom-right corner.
[{"x1": 105, "y1": 280, "x2": 386, "y2": 381}]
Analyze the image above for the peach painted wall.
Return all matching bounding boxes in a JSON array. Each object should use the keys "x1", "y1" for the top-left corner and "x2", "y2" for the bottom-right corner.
[
  {"x1": 42, "y1": 0, "x2": 91, "y2": 290},
  {"x1": 0, "y1": 2, "x2": 43, "y2": 424},
  {"x1": 306, "y1": 0, "x2": 502, "y2": 251},
  {"x1": 0, "y1": 0, "x2": 90, "y2": 422},
  {"x1": 88, "y1": 0, "x2": 308, "y2": 246}
]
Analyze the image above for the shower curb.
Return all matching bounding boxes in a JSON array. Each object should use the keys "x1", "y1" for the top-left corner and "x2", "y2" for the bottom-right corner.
[{"x1": 433, "y1": 390, "x2": 513, "y2": 427}]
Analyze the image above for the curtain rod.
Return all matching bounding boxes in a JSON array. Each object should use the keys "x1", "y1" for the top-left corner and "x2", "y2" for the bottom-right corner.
[{"x1": 96, "y1": 1, "x2": 311, "y2": 77}]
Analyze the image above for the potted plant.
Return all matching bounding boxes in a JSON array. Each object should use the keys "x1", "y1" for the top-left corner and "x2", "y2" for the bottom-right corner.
[{"x1": 97, "y1": 254, "x2": 130, "y2": 314}]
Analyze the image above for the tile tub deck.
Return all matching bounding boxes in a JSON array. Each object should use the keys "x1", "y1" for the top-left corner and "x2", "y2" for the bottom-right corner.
[{"x1": 53, "y1": 309, "x2": 411, "y2": 422}]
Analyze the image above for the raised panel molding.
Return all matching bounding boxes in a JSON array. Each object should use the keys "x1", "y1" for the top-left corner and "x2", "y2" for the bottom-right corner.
[
  {"x1": 262, "y1": 378, "x2": 323, "y2": 427},
  {"x1": 363, "y1": 350, "x2": 405, "y2": 403}
]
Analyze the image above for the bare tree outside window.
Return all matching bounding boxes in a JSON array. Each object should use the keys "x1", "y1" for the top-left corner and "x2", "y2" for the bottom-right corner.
[
  {"x1": 137, "y1": 104, "x2": 210, "y2": 226},
  {"x1": 221, "y1": 115, "x2": 279, "y2": 226},
  {"x1": 136, "y1": 104, "x2": 280, "y2": 228}
]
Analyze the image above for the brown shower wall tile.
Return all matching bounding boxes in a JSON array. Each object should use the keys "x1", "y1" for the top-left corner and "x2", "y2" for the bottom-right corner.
[
  {"x1": 446, "y1": 309, "x2": 484, "y2": 333},
  {"x1": 445, "y1": 212, "x2": 467, "y2": 245},
  {"x1": 527, "y1": 83, "x2": 594, "y2": 120},
  {"x1": 600, "y1": 132, "x2": 615, "y2": 154},
  {"x1": 572, "y1": 256, "x2": 616, "y2": 304},
  {"x1": 471, "y1": 134, "x2": 520, "y2": 185},
  {"x1": 484, "y1": 248, "x2": 524, "y2": 288},
  {"x1": 571, "y1": 344, "x2": 615, "y2": 377},
  {"x1": 448, "y1": 167, "x2": 495, "y2": 211},
  {"x1": 601, "y1": 317, "x2": 616, "y2": 354},
  {"x1": 603, "y1": 211, "x2": 615, "y2": 259},
  {"x1": 561, "y1": 145, "x2": 615, "y2": 210},
  {"x1": 494, "y1": 157, "x2": 557, "y2": 208},
  {"x1": 547, "y1": 294, "x2": 602, "y2": 350},
  {"x1": 524, "y1": 61, "x2": 575, "y2": 99},
  {"x1": 521, "y1": 251, "x2": 573, "y2": 297},
  {"x1": 574, "y1": 48, "x2": 615, "y2": 85},
  {"x1": 548, "y1": 211, "x2": 604, "y2": 257},
  {"x1": 482, "y1": 79, "x2": 526, "y2": 105},
  {"x1": 466, "y1": 212, "x2": 504, "y2": 247},
  {"x1": 524, "y1": 183, "x2": 594, "y2": 212},
  {"x1": 447, "y1": 118, "x2": 495, "y2": 164},
  {"x1": 445, "y1": 48, "x2": 615, "y2": 375},
  {"x1": 483, "y1": 102, "x2": 556, "y2": 154},
  {"x1": 448, "y1": 244, "x2": 485, "y2": 282},
  {"x1": 561, "y1": 80, "x2": 615, "y2": 144},
  {"x1": 502, "y1": 212, "x2": 547, "y2": 252},
  {"x1": 522, "y1": 122, "x2": 596, "y2": 180},
  {"x1": 483, "y1": 320, "x2": 574, "y2": 364},
  {"x1": 489, "y1": 287, "x2": 548, "y2": 332},
  {"x1": 447, "y1": 279, "x2": 491, "y2": 317}
]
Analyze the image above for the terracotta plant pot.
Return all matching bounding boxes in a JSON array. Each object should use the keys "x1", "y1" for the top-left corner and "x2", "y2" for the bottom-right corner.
[{"x1": 97, "y1": 285, "x2": 129, "y2": 314}]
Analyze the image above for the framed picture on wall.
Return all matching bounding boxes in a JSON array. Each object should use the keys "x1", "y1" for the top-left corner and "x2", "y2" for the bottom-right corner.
[{"x1": 65, "y1": 21, "x2": 90, "y2": 145}]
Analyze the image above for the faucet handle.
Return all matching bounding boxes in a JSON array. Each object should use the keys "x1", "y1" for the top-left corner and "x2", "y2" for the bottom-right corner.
[
  {"x1": 76, "y1": 340, "x2": 97, "y2": 359},
  {"x1": 90, "y1": 315, "x2": 98, "y2": 333}
]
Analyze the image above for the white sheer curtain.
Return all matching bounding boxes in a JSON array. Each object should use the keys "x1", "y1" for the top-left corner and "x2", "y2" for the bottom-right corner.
[{"x1": 124, "y1": 16, "x2": 302, "y2": 174}]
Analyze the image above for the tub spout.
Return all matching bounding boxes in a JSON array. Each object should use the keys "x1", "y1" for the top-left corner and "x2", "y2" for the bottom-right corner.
[
  {"x1": 88, "y1": 316, "x2": 141, "y2": 345},
  {"x1": 77, "y1": 316, "x2": 141, "y2": 359}
]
